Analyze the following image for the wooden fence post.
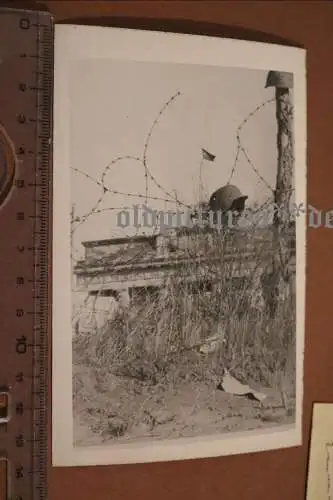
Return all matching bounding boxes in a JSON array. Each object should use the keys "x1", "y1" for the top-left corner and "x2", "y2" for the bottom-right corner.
[{"x1": 264, "y1": 70, "x2": 294, "y2": 318}]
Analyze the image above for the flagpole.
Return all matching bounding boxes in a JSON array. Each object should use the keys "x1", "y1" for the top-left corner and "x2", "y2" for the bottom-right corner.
[
  {"x1": 199, "y1": 149, "x2": 215, "y2": 206},
  {"x1": 70, "y1": 203, "x2": 75, "y2": 254},
  {"x1": 70, "y1": 203, "x2": 75, "y2": 290},
  {"x1": 199, "y1": 156, "x2": 204, "y2": 205}
]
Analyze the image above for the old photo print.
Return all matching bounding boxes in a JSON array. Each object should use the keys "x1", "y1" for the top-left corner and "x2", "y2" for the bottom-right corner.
[
  {"x1": 306, "y1": 404, "x2": 333, "y2": 500},
  {"x1": 52, "y1": 25, "x2": 306, "y2": 466}
]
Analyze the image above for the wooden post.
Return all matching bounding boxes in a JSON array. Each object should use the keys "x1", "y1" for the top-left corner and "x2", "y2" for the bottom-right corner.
[{"x1": 265, "y1": 71, "x2": 294, "y2": 318}]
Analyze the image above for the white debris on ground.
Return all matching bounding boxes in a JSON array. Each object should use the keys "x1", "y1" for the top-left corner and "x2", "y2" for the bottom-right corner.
[
  {"x1": 218, "y1": 369, "x2": 267, "y2": 402},
  {"x1": 197, "y1": 331, "x2": 267, "y2": 402}
]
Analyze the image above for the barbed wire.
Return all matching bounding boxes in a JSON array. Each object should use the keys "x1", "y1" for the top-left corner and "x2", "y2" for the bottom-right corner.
[
  {"x1": 142, "y1": 91, "x2": 184, "y2": 205},
  {"x1": 70, "y1": 89, "x2": 293, "y2": 274},
  {"x1": 70, "y1": 91, "x2": 191, "y2": 240},
  {"x1": 71, "y1": 88, "x2": 296, "y2": 337},
  {"x1": 72, "y1": 95, "x2": 278, "y2": 230},
  {"x1": 227, "y1": 97, "x2": 275, "y2": 190},
  {"x1": 70, "y1": 92, "x2": 187, "y2": 265}
]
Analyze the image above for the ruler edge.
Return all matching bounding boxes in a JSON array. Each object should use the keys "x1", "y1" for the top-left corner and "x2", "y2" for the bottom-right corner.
[
  {"x1": 35, "y1": 11, "x2": 54, "y2": 500},
  {"x1": 0, "y1": 6, "x2": 54, "y2": 18},
  {"x1": 0, "y1": 7, "x2": 55, "y2": 499}
]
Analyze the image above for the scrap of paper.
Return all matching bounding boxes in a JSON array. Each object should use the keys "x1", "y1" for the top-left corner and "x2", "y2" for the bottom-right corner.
[{"x1": 306, "y1": 403, "x2": 333, "y2": 500}]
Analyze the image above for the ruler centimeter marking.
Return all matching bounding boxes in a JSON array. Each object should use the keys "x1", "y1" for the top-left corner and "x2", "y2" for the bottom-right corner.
[{"x1": 0, "y1": 8, "x2": 53, "y2": 500}]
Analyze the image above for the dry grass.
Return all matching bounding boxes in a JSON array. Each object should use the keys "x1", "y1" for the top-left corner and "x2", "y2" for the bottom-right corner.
[{"x1": 72, "y1": 226, "x2": 296, "y2": 444}]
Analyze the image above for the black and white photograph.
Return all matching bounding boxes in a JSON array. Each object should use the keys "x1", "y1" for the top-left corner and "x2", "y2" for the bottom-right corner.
[{"x1": 52, "y1": 26, "x2": 306, "y2": 466}]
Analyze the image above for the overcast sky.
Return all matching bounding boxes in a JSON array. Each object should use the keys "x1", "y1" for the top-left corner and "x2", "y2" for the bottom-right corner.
[{"x1": 69, "y1": 59, "x2": 290, "y2": 260}]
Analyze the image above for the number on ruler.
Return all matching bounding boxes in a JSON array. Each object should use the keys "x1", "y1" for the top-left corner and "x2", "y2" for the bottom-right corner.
[
  {"x1": 15, "y1": 180, "x2": 25, "y2": 189},
  {"x1": 17, "y1": 114, "x2": 26, "y2": 124},
  {"x1": 15, "y1": 336, "x2": 27, "y2": 354},
  {"x1": 19, "y1": 18, "x2": 30, "y2": 30},
  {"x1": 16, "y1": 402, "x2": 24, "y2": 415},
  {"x1": 15, "y1": 465, "x2": 24, "y2": 479},
  {"x1": 15, "y1": 373, "x2": 24, "y2": 383},
  {"x1": 16, "y1": 276, "x2": 25, "y2": 287},
  {"x1": 15, "y1": 434, "x2": 24, "y2": 448}
]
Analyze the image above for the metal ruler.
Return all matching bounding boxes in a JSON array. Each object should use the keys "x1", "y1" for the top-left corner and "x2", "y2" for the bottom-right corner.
[{"x1": 0, "y1": 7, "x2": 53, "y2": 500}]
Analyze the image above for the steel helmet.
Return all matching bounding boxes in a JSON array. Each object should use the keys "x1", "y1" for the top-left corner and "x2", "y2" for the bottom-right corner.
[
  {"x1": 209, "y1": 184, "x2": 248, "y2": 213},
  {"x1": 265, "y1": 70, "x2": 293, "y2": 89}
]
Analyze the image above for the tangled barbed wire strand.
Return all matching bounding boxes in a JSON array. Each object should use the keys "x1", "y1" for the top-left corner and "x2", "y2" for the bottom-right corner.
[
  {"x1": 71, "y1": 91, "x2": 293, "y2": 269},
  {"x1": 70, "y1": 91, "x2": 190, "y2": 234},
  {"x1": 227, "y1": 97, "x2": 275, "y2": 190},
  {"x1": 70, "y1": 92, "x2": 188, "y2": 265},
  {"x1": 71, "y1": 91, "x2": 297, "y2": 333},
  {"x1": 228, "y1": 96, "x2": 295, "y2": 201}
]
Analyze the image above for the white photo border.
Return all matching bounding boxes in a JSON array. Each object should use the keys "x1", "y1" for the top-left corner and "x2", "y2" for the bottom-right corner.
[{"x1": 52, "y1": 24, "x2": 307, "y2": 467}]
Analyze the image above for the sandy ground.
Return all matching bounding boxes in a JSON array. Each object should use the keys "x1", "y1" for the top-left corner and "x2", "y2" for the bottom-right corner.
[{"x1": 73, "y1": 364, "x2": 295, "y2": 447}]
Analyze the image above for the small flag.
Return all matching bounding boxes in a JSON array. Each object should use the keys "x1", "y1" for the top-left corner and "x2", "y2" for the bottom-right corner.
[{"x1": 201, "y1": 148, "x2": 216, "y2": 162}]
